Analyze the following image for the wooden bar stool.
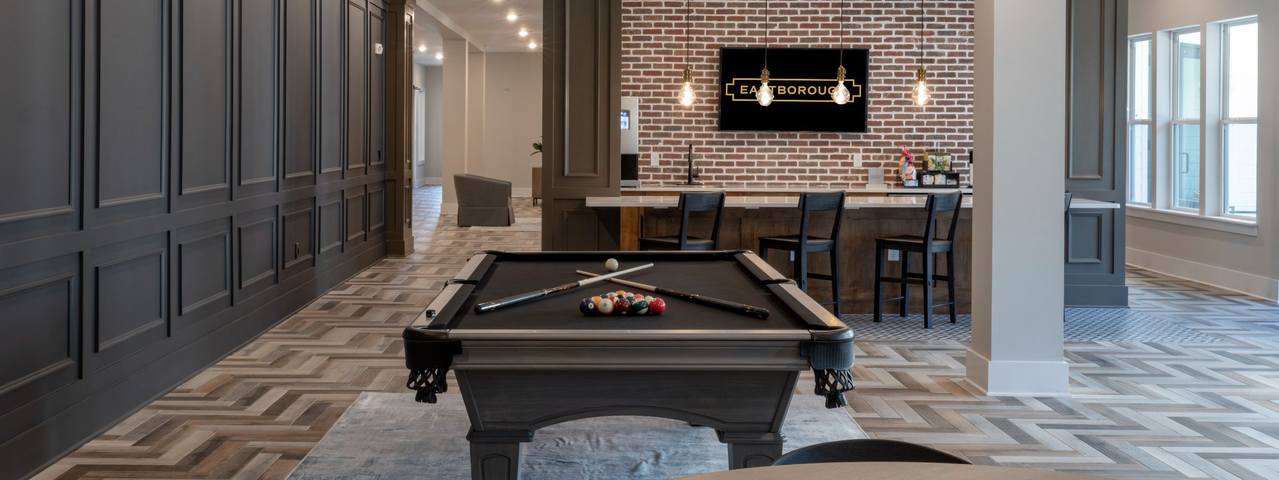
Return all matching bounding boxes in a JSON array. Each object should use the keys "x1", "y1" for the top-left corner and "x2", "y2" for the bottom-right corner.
[
  {"x1": 758, "y1": 192, "x2": 845, "y2": 315},
  {"x1": 639, "y1": 192, "x2": 726, "y2": 251},
  {"x1": 873, "y1": 191, "x2": 963, "y2": 328}
]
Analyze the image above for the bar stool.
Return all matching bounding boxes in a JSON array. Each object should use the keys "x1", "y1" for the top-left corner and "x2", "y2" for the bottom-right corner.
[
  {"x1": 639, "y1": 192, "x2": 726, "y2": 251},
  {"x1": 873, "y1": 191, "x2": 963, "y2": 328},
  {"x1": 758, "y1": 192, "x2": 845, "y2": 315}
]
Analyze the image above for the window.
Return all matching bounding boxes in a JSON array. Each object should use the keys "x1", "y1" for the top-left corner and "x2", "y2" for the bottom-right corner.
[
  {"x1": 1223, "y1": 19, "x2": 1258, "y2": 217},
  {"x1": 1128, "y1": 36, "x2": 1153, "y2": 204},
  {"x1": 1171, "y1": 29, "x2": 1201, "y2": 211},
  {"x1": 1125, "y1": 16, "x2": 1260, "y2": 225}
]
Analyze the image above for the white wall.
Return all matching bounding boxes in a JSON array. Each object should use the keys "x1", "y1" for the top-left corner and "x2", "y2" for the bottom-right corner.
[
  {"x1": 423, "y1": 66, "x2": 444, "y2": 183},
  {"x1": 1126, "y1": 0, "x2": 1279, "y2": 299},
  {"x1": 480, "y1": 53, "x2": 543, "y2": 195}
]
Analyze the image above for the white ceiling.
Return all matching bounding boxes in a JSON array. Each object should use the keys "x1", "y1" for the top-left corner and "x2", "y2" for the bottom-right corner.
[
  {"x1": 415, "y1": 0, "x2": 542, "y2": 57},
  {"x1": 411, "y1": 18, "x2": 445, "y2": 66}
]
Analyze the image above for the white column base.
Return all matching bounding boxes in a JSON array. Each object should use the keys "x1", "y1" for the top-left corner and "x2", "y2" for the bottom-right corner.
[
  {"x1": 965, "y1": 348, "x2": 1070, "y2": 397},
  {"x1": 442, "y1": 202, "x2": 458, "y2": 215}
]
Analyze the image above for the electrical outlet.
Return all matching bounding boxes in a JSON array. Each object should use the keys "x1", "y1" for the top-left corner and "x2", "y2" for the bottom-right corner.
[
  {"x1": 649, "y1": 153, "x2": 658, "y2": 167},
  {"x1": 887, "y1": 249, "x2": 900, "y2": 262},
  {"x1": 789, "y1": 251, "x2": 795, "y2": 262},
  {"x1": 853, "y1": 154, "x2": 863, "y2": 168}
]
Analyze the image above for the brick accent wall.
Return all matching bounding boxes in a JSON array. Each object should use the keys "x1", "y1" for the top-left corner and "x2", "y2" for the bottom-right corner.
[{"x1": 621, "y1": 0, "x2": 974, "y2": 187}]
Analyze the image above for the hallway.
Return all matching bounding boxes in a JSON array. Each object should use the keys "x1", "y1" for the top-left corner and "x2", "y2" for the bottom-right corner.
[{"x1": 33, "y1": 188, "x2": 1279, "y2": 480}]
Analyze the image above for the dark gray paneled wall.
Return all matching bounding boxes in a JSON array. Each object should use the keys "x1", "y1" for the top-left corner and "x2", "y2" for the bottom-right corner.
[
  {"x1": 541, "y1": 0, "x2": 622, "y2": 250},
  {"x1": 1065, "y1": 0, "x2": 1129, "y2": 306},
  {"x1": 0, "y1": 0, "x2": 389, "y2": 477}
]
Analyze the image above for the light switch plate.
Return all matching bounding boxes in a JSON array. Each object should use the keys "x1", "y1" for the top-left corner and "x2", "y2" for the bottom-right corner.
[
  {"x1": 887, "y1": 249, "x2": 900, "y2": 262},
  {"x1": 649, "y1": 153, "x2": 658, "y2": 167},
  {"x1": 374, "y1": 43, "x2": 384, "y2": 55}
]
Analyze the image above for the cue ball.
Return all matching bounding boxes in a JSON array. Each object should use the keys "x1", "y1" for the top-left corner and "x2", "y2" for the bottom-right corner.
[{"x1": 604, "y1": 258, "x2": 620, "y2": 272}]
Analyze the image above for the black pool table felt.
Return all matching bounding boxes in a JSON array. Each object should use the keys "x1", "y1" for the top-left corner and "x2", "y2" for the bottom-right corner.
[{"x1": 453, "y1": 258, "x2": 809, "y2": 331}]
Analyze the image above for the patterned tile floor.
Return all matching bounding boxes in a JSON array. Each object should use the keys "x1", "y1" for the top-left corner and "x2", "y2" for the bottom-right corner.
[{"x1": 33, "y1": 186, "x2": 1279, "y2": 479}]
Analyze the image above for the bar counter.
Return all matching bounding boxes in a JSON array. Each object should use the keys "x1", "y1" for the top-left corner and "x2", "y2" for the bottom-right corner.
[{"x1": 587, "y1": 186, "x2": 1119, "y2": 315}]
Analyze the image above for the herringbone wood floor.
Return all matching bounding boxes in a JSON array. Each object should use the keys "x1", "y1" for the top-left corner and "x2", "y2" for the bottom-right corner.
[{"x1": 32, "y1": 187, "x2": 1279, "y2": 479}]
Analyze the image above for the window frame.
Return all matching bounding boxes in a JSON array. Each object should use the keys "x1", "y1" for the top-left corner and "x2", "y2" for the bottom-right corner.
[
  {"x1": 1127, "y1": 34, "x2": 1154, "y2": 206},
  {"x1": 1220, "y1": 18, "x2": 1259, "y2": 219},
  {"x1": 1169, "y1": 27, "x2": 1203, "y2": 213}
]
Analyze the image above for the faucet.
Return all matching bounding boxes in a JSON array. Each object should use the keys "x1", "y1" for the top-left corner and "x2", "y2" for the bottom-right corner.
[{"x1": 685, "y1": 143, "x2": 701, "y2": 185}]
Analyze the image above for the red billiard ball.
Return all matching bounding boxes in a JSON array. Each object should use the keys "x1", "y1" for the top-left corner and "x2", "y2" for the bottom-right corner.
[
  {"x1": 648, "y1": 297, "x2": 666, "y2": 315},
  {"x1": 613, "y1": 298, "x2": 631, "y2": 315}
]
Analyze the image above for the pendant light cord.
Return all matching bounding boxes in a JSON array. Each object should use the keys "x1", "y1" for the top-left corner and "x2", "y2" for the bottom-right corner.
[
  {"x1": 763, "y1": 0, "x2": 769, "y2": 67},
  {"x1": 684, "y1": 0, "x2": 690, "y2": 66},
  {"x1": 838, "y1": 0, "x2": 845, "y2": 65},
  {"x1": 918, "y1": 0, "x2": 925, "y2": 66}
]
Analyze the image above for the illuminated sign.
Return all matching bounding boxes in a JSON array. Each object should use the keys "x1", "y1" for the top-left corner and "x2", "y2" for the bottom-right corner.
[{"x1": 719, "y1": 48, "x2": 870, "y2": 132}]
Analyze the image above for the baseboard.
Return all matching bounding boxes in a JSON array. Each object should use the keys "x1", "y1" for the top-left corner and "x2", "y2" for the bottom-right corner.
[
  {"x1": 423, "y1": 176, "x2": 442, "y2": 185},
  {"x1": 512, "y1": 187, "x2": 532, "y2": 198},
  {"x1": 964, "y1": 348, "x2": 1070, "y2": 397},
  {"x1": 1126, "y1": 247, "x2": 1279, "y2": 302}
]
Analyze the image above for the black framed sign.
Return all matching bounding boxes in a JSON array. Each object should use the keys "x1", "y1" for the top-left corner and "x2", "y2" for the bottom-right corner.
[{"x1": 719, "y1": 48, "x2": 870, "y2": 132}]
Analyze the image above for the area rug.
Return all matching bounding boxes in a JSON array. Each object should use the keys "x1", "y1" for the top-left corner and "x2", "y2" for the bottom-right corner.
[{"x1": 289, "y1": 391, "x2": 864, "y2": 480}]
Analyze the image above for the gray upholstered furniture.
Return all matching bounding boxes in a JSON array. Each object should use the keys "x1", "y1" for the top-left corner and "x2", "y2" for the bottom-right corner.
[{"x1": 454, "y1": 174, "x2": 514, "y2": 227}]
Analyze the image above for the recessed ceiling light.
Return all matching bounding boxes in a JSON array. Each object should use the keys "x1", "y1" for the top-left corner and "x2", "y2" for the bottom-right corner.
[
  {"x1": 528, "y1": 41, "x2": 538, "y2": 50},
  {"x1": 417, "y1": 44, "x2": 427, "y2": 53},
  {"x1": 435, "y1": 51, "x2": 444, "y2": 60},
  {"x1": 506, "y1": 11, "x2": 518, "y2": 22},
  {"x1": 518, "y1": 28, "x2": 529, "y2": 38}
]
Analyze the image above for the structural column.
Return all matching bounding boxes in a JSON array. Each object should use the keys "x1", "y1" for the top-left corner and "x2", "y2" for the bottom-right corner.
[
  {"x1": 384, "y1": 0, "x2": 414, "y2": 255},
  {"x1": 441, "y1": 38, "x2": 470, "y2": 212},
  {"x1": 966, "y1": 0, "x2": 1069, "y2": 396}
]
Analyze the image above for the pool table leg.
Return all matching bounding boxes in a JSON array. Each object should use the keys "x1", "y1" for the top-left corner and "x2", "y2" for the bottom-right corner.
[
  {"x1": 467, "y1": 430, "x2": 531, "y2": 480},
  {"x1": 720, "y1": 431, "x2": 783, "y2": 469}
]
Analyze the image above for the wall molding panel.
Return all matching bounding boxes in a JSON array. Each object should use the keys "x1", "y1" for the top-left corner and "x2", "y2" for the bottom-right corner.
[
  {"x1": 1065, "y1": 0, "x2": 1129, "y2": 306},
  {"x1": 0, "y1": 1, "x2": 392, "y2": 477}
]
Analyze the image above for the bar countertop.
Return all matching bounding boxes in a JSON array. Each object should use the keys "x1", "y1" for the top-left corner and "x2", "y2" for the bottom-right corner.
[
  {"x1": 622, "y1": 184, "x2": 974, "y2": 195},
  {"x1": 588, "y1": 194, "x2": 1120, "y2": 210}
]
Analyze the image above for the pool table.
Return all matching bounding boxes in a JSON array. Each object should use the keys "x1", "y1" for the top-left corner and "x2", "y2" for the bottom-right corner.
[{"x1": 403, "y1": 251, "x2": 854, "y2": 480}]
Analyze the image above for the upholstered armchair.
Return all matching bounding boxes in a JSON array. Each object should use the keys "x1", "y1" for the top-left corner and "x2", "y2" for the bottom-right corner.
[{"x1": 453, "y1": 174, "x2": 514, "y2": 227}]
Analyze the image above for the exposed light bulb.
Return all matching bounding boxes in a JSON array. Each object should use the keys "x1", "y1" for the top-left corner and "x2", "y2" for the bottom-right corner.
[
  {"x1": 518, "y1": 28, "x2": 529, "y2": 38},
  {"x1": 435, "y1": 51, "x2": 444, "y2": 61},
  {"x1": 506, "y1": 11, "x2": 518, "y2": 22},
  {"x1": 756, "y1": 68, "x2": 773, "y2": 107},
  {"x1": 831, "y1": 65, "x2": 850, "y2": 105},
  {"x1": 527, "y1": 41, "x2": 538, "y2": 50},
  {"x1": 417, "y1": 44, "x2": 427, "y2": 53},
  {"x1": 679, "y1": 67, "x2": 696, "y2": 107},
  {"x1": 912, "y1": 66, "x2": 930, "y2": 106},
  {"x1": 832, "y1": 83, "x2": 850, "y2": 105}
]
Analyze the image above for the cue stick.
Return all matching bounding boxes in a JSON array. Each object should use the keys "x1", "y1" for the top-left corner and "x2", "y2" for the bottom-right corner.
[
  {"x1": 473, "y1": 263, "x2": 654, "y2": 314},
  {"x1": 576, "y1": 270, "x2": 771, "y2": 320}
]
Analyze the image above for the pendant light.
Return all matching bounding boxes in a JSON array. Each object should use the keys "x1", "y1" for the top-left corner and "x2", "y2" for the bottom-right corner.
[
  {"x1": 678, "y1": 0, "x2": 696, "y2": 107},
  {"x1": 756, "y1": 0, "x2": 774, "y2": 106},
  {"x1": 912, "y1": 0, "x2": 931, "y2": 106},
  {"x1": 831, "y1": 0, "x2": 850, "y2": 105}
]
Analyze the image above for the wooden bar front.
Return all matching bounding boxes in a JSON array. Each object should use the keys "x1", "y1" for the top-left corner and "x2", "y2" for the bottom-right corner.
[{"x1": 620, "y1": 204, "x2": 972, "y2": 315}]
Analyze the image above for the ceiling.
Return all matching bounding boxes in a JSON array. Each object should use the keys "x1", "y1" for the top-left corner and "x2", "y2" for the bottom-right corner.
[
  {"x1": 414, "y1": 0, "x2": 542, "y2": 61},
  {"x1": 411, "y1": 18, "x2": 445, "y2": 66}
]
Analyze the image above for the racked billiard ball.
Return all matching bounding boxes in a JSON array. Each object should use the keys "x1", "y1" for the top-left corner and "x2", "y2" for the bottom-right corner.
[
  {"x1": 630, "y1": 299, "x2": 649, "y2": 315},
  {"x1": 613, "y1": 298, "x2": 631, "y2": 315},
  {"x1": 597, "y1": 298, "x2": 615, "y2": 315},
  {"x1": 579, "y1": 298, "x2": 598, "y2": 316},
  {"x1": 648, "y1": 297, "x2": 666, "y2": 315}
]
